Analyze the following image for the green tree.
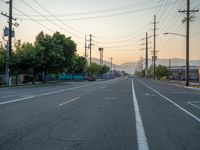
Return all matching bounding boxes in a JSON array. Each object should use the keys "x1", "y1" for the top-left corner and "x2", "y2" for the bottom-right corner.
[
  {"x1": 99, "y1": 65, "x2": 110, "y2": 77},
  {"x1": 12, "y1": 41, "x2": 40, "y2": 85},
  {"x1": 35, "y1": 32, "x2": 68, "y2": 83},
  {"x1": 86, "y1": 63, "x2": 109, "y2": 77},
  {"x1": 155, "y1": 65, "x2": 169, "y2": 80},
  {"x1": 87, "y1": 63, "x2": 101, "y2": 76},
  {"x1": 73, "y1": 55, "x2": 87, "y2": 74},
  {"x1": 0, "y1": 46, "x2": 5, "y2": 75}
]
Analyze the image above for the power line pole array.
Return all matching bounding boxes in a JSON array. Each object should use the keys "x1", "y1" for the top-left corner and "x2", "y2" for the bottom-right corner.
[{"x1": 179, "y1": 0, "x2": 199, "y2": 86}]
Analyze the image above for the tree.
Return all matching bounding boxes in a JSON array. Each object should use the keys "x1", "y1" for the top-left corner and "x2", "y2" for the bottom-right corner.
[
  {"x1": 11, "y1": 41, "x2": 40, "y2": 85},
  {"x1": 86, "y1": 63, "x2": 110, "y2": 77},
  {"x1": 0, "y1": 46, "x2": 5, "y2": 75},
  {"x1": 34, "y1": 31, "x2": 72, "y2": 83},
  {"x1": 99, "y1": 65, "x2": 110, "y2": 77},
  {"x1": 155, "y1": 65, "x2": 169, "y2": 80},
  {"x1": 72, "y1": 55, "x2": 87, "y2": 74},
  {"x1": 87, "y1": 63, "x2": 101, "y2": 76}
]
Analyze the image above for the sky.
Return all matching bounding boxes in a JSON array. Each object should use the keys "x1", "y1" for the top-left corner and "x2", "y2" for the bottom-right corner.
[{"x1": 0, "y1": 0, "x2": 200, "y2": 65}]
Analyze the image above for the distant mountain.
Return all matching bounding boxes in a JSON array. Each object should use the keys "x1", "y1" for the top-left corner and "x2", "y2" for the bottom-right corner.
[
  {"x1": 88, "y1": 58, "x2": 200, "y2": 75},
  {"x1": 157, "y1": 58, "x2": 200, "y2": 66},
  {"x1": 89, "y1": 58, "x2": 135, "y2": 75},
  {"x1": 120, "y1": 62, "x2": 138, "y2": 67}
]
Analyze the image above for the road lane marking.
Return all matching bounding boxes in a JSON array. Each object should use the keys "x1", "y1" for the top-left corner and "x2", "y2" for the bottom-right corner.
[
  {"x1": 58, "y1": 97, "x2": 80, "y2": 107},
  {"x1": 187, "y1": 101, "x2": 200, "y2": 110},
  {"x1": 0, "y1": 92, "x2": 34, "y2": 99},
  {"x1": 137, "y1": 79, "x2": 200, "y2": 122},
  {"x1": 102, "y1": 86, "x2": 106, "y2": 89},
  {"x1": 0, "y1": 79, "x2": 121, "y2": 106},
  {"x1": 0, "y1": 84, "x2": 92, "y2": 106},
  {"x1": 104, "y1": 97, "x2": 116, "y2": 100},
  {"x1": 0, "y1": 96, "x2": 35, "y2": 105},
  {"x1": 132, "y1": 80, "x2": 149, "y2": 150}
]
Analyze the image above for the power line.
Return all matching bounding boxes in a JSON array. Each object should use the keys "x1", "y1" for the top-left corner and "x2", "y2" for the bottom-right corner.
[
  {"x1": 20, "y1": 0, "x2": 84, "y2": 40},
  {"x1": 20, "y1": 2, "x2": 178, "y2": 22},
  {"x1": 13, "y1": 7, "x2": 54, "y2": 33},
  {"x1": 17, "y1": 0, "x2": 161, "y2": 17},
  {"x1": 31, "y1": 0, "x2": 84, "y2": 37}
]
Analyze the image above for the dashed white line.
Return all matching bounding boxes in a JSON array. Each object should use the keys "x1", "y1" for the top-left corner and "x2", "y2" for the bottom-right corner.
[
  {"x1": 131, "y1": 79, "x2": 149, "y2": 150},
  {"x1": 137, "y1": 79, "x2": 200, "y2": 122},
  {"x1": 0, "y1": 96, "x2": 35, "y2": 105},
  {"x1": 0, "y1": 84, "x2": 92, "y2": 106},
  {"x1": 58, "y1": 97, "x2": 80, "y2": 107}
]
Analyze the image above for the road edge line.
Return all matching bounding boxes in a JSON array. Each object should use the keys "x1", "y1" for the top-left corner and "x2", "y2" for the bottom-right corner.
[{"x1": 137, "y1": 79, "x2": 200, "y2": 122}]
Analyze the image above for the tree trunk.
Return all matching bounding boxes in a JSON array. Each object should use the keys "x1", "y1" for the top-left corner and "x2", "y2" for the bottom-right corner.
[
  {"x1": 32, "y1": 69, "x2": 36, "y2": 85},
  {"x1": 15, "y1": 74, "x2": 18, "y2": 86},
  {"x1": 43, "y1": 71, "x2": 47, "y2": 84}
]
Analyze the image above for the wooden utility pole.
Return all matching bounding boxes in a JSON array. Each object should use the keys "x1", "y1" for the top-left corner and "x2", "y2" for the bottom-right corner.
[
  {"x1": 179, "y1": 0, "x2": 199, "y2": 86},
  {"x1": 145, "y1": 32, "x2": 148, "y2": 79}
]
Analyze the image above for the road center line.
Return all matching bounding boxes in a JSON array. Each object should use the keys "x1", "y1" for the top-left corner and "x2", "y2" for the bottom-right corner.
[
  {"x1": 137, "y1": 79, "x2": 200, "y2": 122},
  {"x1": 131, "y1": 79, "x2": 149, "y2": 150},
  {"x1": 58, "y1": 97, "x2": 80, "y2": 107},
  {"x1": 0, "y1": 96, "x2": 35, "y2": 105},
  {"x1": 0, "y1": 84, "x2": 92, "y2": 106}
]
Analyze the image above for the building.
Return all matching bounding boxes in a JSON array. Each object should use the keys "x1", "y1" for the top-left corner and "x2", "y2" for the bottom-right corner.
[{"x1": 168, "y1": 66, "x2": 200, "y2": 82}]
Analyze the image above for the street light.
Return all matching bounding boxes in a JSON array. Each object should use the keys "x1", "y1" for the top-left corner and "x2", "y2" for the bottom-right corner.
[
  {"x1": 163, "y1": 32, "x2": 190, "y2": 86},
  {"x1": 163, "y1": 32, "x2": 186, "y2": 37}
]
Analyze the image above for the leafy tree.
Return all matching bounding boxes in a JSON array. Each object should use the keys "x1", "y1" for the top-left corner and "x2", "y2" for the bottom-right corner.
[
  {"x1": 155, "y1": 65, "x2": 169, "y2": 80},
  {"x1": 72, "y1": 55, "x2": 87, "y2": 74},
  {"x1": 87, "y1": 63, "x2": 110, "y2": 77},
  {"x1": 35, "y1": 32, "x2": 67, "y2": 83},
  {"x1": 12, "y1": 41, "x2": 40, "y2": 85},
  {"x1": 87, "y1": 63, "x2": 101, "y2": 76},
  {"x1": 99, "y1": 65, "x2": 110, "y2": 77},
  {"x1": 0, "y1": 46, "x2": 6, "y2": 75}
]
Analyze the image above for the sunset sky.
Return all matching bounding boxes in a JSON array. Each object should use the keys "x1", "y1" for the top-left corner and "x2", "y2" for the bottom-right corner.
[{"x1": 0, "y1": 0, "x2": 200, "y2": 65}]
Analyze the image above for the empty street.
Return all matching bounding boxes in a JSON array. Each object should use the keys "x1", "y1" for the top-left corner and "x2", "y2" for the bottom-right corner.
[{"x1": 0, "y1": 78, "x2": 200, "y2": 150}]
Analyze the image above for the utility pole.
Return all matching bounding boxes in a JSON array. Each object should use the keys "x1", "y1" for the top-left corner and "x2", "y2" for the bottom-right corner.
[
  {"x1": 84, "y1": 35, "x2": 87, "y2": 59},
  {"x1": 1, "y1": 0, "x2": 16, "y2": 87},
  {"x1": 153, "y1": 15, "x2": 156, "y2": 80},
  {"x1": 89, "y1": 34, "x2": 93, "y2": 64},
  {"x1": 145, "y1": 32, "x2": 148, "y2": 79},
  {"x1": 179, "y1": 0, "x2": 199, "y2": 86},
  {"x1": 169, "y1": 59, "x2": 171, "y2": 69},
  {"x1": 110, "y1": 57, "x2": 113, "y2": 70}
]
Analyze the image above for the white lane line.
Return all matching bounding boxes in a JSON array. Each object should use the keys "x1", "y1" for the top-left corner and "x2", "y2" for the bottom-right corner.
[
  {"x1": 0, "y1": 79, "x2": 120, "y2": 106},
  {"x1": 0, "y1": 92, "x2": 34, "y2": 99},
  {"x1": 137, "y1": 79, "x2": 200, "y2": 122},
  {"x1": 0, "y1": 96, "x2": 34, "y2": 105},
  {"x1": 58, "y1": 97, "x2": 80, "y2": 107},
  {"x1": 0, "y1": 84, "x2": 92, "y2": 106},
  {"x1": 131, "y1": 80, "x2": 149, "y2": 150}
]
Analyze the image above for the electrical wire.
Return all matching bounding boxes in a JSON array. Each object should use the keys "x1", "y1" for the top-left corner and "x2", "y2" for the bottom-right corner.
[
  {"x1": 13, "y1": 7, "x2": 55, "y2": 33},
  {"x1": 31, "y1": 0, "x2": 85, "y2": 36},
  {"x1": 20, "y1": 0, "x2": 84, "y2": 40}
]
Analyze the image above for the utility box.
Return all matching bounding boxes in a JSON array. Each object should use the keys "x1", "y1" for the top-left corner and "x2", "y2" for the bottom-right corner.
[{"x1": 4, "y1": 27, "x2": 15, "y2": 37}]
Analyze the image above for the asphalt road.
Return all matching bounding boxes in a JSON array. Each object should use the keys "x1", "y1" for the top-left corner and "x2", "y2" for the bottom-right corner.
[{"x1": 0, "y1": 78, "x2": 200, "y2": 150}]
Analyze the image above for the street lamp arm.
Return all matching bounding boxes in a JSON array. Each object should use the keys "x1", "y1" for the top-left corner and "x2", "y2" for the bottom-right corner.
[{"x1": 163, "y1": 32, "x2": 186, "y2": 37}]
